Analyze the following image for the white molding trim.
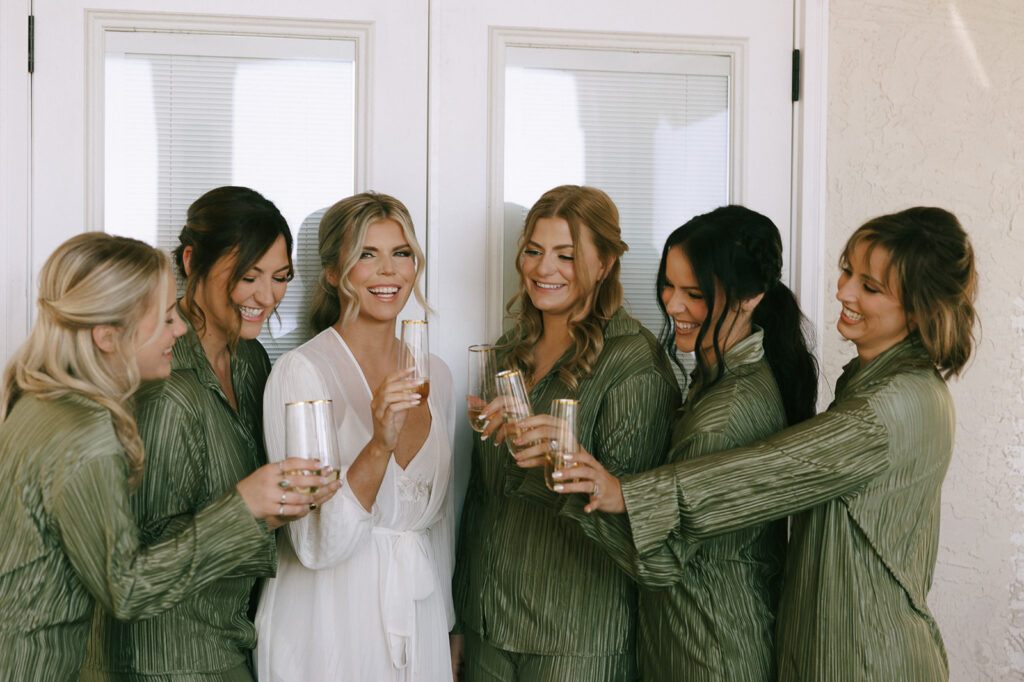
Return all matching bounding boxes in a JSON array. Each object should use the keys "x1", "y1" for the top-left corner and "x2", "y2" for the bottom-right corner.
[
  {"x1": 792, "y1": 0, "x2": 830, "y2": 364},
  {"x1": 83, "y1": 10, "x2": 372, "y2": 231},
  {"x1": 0, "y1": 0, "x2": 32, "y2": 363},
  {"x1": 486, "y1": 26, "x2": 749, "y2": 340}
]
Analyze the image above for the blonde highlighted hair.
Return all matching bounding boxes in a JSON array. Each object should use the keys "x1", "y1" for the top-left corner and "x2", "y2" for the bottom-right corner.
[
  {"x1": 309, "y1": 192, "x2": 428, "y2": 333},
  {"x1": 840, "y1": 206, "x2": 978, "y2": 378},
  {"x1": 503, "y1": 185, "x2": 628, "y2": 390},
  {"x1": 1, "y1": 233, "x2": 171, "y2": 489}
]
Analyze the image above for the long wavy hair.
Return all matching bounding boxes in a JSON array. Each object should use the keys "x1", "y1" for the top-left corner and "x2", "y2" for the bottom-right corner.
[
  {"x1": 657, "y1": 205, "x2": 818, "y2": 425},
  {"x1": 174, "y1": 186, "x2": 293, "y2": 349},
  {"x1": 840, "y1": 206, "x2": 978, "y2": 379},
  {"x1": 502, "y1": 185, "x2": 628, "y2": 391},
  {"x1": 0, "y1": 233, "x2": 171, "y2": 490},
  {"x1": 309, "y1": 191, "x2": 428, "y2": 334}
]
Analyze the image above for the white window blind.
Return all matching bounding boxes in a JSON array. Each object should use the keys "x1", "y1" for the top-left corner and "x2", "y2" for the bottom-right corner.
[
  {"x1": 105, "y1": 31, "x2": 356, "y2": 361},
  {"x1": 503, "y1": 46, "x2": 731, "y2": 347}
]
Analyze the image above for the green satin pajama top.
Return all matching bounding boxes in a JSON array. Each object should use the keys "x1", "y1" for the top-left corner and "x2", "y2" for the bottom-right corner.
[
  {"x1": 552, "y1": 329, "x2": 787, "y2": 681},
  {"x1": 622, "y1": 333, "x2": 953, "y2": 681},
  {"x1": 0, "y1": 392, "x2": 271, "y2": 682},
  {"x1": 453, "y1": 307, "x2": 680, "y2": 658},
  {"x1": 83, "y1": 316, "x2": 276, "y2": 681}
]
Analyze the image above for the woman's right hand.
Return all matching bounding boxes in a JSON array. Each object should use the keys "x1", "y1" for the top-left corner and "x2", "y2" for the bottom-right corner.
[
  {"x1": 369, "y1": 367, "x2": 424, "y2": 453},
  {"x1": 236, "y1": 458, "x2": 325, "y2": 526},
  {"x1": 476, "y1": 395, "x2": 512, "y2": 444}
]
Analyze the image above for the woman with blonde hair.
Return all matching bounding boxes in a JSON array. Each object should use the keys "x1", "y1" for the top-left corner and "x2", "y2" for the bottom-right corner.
[
  {"x1": 0, "y1": 233, "x2": 319, "y2": 681},
  {"x1": 255, "y1": 191, "x2": 457, "y2": 681},
  {"x1": 83, "y1": 187, "x2": 336, "y2": 682},
  {"x1": 562, "y1": 206, "x2": 978, "y2": 680},
  {"x1": 453, "y1": 185, "x2": 679, "y2": 681}
]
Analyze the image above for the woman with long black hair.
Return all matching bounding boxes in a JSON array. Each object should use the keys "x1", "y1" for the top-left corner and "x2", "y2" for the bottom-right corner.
[
  {"x1": 513, "y1": 205, "x2": 817, "y2": 681},
  {"x1": 560, "y1": 206, "x2": 977, "y2": 680}
]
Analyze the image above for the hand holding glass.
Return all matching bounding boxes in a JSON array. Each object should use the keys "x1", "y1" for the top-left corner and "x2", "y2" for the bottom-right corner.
[
  {"x1": 547, "y1": 398, "x2": 581, "y2": 490},
  {"x1": 467, "y1": 345, "x2": 497, "y2": 432},
  {"x1": 495, "y1": 369, "x2": 543, "y2": 456},
  {"x1": 400, "y1": 320, "x2": 430, "y2": 400},
  {"x1": 285, "y1": 399, "x2": 342, "y2": 493}
]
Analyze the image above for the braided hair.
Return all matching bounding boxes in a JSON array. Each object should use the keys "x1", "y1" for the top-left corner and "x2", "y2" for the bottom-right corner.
[{"x1": 656, "y1": 205, "x2": 818, "y2": 425}]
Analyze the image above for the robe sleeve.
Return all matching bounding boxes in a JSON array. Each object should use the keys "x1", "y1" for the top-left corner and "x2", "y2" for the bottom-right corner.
[{"x1": 425, "y1": 355, "x2": 457, "y2": 630}]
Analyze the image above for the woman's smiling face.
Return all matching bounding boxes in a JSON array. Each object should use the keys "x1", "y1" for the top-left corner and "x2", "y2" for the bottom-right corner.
[
  {"x1": 193, "y1": 234, "x2": 291, "y2": 341},
  {"x1": 520, "y1": 217, "x2": 606, "y2": 320},
  {"x1": 836, "y1": 241, "x2": 910, "y2": 364}
]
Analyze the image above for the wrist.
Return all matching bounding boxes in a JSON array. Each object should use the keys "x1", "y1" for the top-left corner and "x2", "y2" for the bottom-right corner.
[{"x1": 367, "y1": 439, "x2": 393, "y2": 459}]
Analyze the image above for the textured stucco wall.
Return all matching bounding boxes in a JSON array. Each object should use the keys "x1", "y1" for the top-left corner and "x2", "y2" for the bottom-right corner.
[{"x1": 826, "y1": 1, "x2": 1024, "y2": 679}]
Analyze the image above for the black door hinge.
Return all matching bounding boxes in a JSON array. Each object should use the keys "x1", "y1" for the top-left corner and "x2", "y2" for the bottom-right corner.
[
  {"x1": 28, "y1": 15, "x2": 35, "y2": 74},
  {"x1": 791, "y1": 48, "x2": 800, "y2": 102}
]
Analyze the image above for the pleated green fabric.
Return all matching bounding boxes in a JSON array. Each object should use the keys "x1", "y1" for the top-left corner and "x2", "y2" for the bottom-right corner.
[
  {"x1": 543, "y1": 330, "x2": 785, "y2": 681},
  {"x1": 0, "y1": 392, "x2": 272, "y2": 682},
  {"x1": 82, "y1": 315, "x2": 276, "y2": 681},
  {"x1": 622, "y1": 333, "x2": 952, "y2": 681},
  {"x1": 453, "y1": 308, "x2": 680, "y2": 672}
]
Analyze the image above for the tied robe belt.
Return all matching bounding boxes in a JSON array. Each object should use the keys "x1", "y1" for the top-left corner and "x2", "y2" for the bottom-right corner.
[{"x1": 373, "y1": 526, "x2": 435, "y2": 669}]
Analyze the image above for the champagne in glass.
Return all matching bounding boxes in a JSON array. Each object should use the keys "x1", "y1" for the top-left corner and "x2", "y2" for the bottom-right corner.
[
  {"x1": 400, "y1": 319, "x2": 430, "y2": 400},
  {"x1": 547, "y1": 398, "x2": 581, "y2": 490},
  {"x1": 467, "y1": 344, "x2": 497, "y2": 432},
  {"x1": 495, "y1": 369, "x2": 543, "y2": 456},
  {"x1": 285, "y1": 399, "x2": 340, "y2": 493}
]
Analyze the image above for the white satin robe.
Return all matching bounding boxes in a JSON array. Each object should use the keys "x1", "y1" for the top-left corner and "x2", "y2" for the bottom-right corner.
[{"x1": 255, "y1": 328, "x2": 456, "y2": 681}]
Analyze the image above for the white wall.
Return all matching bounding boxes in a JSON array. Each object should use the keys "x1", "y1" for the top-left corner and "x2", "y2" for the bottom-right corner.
[{"x1": 825, "y1": 1, "x2": 1023, "y2": 678}]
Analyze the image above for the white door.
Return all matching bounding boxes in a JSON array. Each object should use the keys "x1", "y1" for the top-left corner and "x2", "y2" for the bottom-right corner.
[
  {"x1": 428, "y1": 0, "x2": 795, "y2": 436},
  {"x1": 27, "y1": 0, "x2": 429, "y2": 358},
  {"x1": 21, "y1": 1, "x2": 798, "y2": 470}
]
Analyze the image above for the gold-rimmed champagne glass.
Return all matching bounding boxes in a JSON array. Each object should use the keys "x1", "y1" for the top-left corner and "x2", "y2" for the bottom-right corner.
[
  {"x1": 547, "y1": 398, "x2": 581, "y2": 490},
  {"x1": 467, "y1": 344, "x2": 497, "y2": 432},
  {"x1": 495, "y1": 369, "x2": 542, "y2": 457},
  {"x1": 400, "y1": 319, "x2": 430, "y2": 400},
  {"x1": 285, "y1": 399, "x2": 341, "y2": 493}
]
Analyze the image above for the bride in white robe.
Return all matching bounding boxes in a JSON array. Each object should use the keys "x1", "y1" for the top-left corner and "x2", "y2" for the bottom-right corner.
[{"x1": 254, "y1": 193, "x2": 456, "y2": 682}]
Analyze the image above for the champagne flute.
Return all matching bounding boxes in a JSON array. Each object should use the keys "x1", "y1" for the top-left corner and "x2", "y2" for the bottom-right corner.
[
  {"x1": 467, "y1": 344, "x2": 497, "y2": 432},
  {"x1": 400, "y1": 319, "x2": 430, "y2": 400},
  {"x1": 285, "y1": 399, "x2": 340, "y2": 493},
  {"x1": 495, "y1": 369, "x2": 542, "y2": 457},
  {"x1": 547, "y1": 398, "x2": 581, "y2": 490}
]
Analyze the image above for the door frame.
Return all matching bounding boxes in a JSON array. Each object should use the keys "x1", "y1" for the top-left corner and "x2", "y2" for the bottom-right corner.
[
  {"x1": 0, "y1": 0, "x2": 830, "y2": 362},
  {"x1": 0, "y1": 0, "x2": 32, "y2": 363}
]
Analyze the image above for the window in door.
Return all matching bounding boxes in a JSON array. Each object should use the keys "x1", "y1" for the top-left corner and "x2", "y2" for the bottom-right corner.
[
  {"x1": 500, "y1": 41, "x2": 733, "y2": 344},
  {"x1": 104, "y1": 30, "x2": 359, "y2": 359}
]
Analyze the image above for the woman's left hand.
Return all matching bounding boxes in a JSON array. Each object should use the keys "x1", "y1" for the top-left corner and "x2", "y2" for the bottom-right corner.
[
  {"x1": 551, "y1": 448, "x2": 626, "y2": 514},
  {"x1": 507, "y1": 414, "x2": 562, "y2": 469}
]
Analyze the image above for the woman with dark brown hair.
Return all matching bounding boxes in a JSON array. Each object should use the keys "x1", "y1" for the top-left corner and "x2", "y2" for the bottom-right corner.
[
  {"x1": 83, "y1": 187, "x2": 339, "y2": 682},
  {"x1": 563, "y1": 206, "x2": 978, "y2": 681}
]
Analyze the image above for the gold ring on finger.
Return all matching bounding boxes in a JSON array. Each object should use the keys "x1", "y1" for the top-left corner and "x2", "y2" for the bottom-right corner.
[{"x1": 278, "y1": 478, "x2": 291, "y2": 489}]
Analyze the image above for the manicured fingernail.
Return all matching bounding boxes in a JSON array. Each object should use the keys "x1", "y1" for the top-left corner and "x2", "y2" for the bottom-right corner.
[
  {"x1": 554, "y1": 484, "x2": 564, "y2": 492},
  {"x1": 551, "y1": 471, "x2": 563, "y2": 480}
]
